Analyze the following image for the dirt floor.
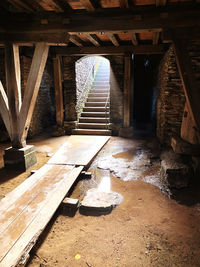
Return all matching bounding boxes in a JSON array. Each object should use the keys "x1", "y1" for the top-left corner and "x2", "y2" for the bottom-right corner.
[{"x1": 0, "y1": 134, "x2": 200, "y2": 267}]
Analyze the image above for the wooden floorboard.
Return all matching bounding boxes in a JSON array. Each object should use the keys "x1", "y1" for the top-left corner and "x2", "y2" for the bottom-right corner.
[
  {"x1": 0, "y1": 165, "x2": 83, "y2": 267},
  {"x1": 48, "y1": 135, "x2": 110, "y2": 166}
]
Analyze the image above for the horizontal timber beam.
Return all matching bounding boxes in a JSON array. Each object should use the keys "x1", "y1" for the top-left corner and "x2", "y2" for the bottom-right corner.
[
  {"x1": 0, "y1": 32, "x2": 69, "y2": 45},
  {"x1": 0, "y1": 4, "x2": 200, "y2": 33},
  {"x1": 52, "y1": 44, "x2": 165, "y2": 55}
]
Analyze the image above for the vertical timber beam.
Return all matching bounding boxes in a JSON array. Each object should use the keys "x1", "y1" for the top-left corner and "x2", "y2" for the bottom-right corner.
[
  {"x1": 123, "y1": 54, "x2": 131, "y2": 127},
  {"x1": 19, "y1": 42, "x2": 49, "y2": 145},
  {"x1": 5, "y1": 43, "x2": 22, "y2": 148},
  {"x1": 0, "y1": 81, "x2": 11, "y2": 135},
  {"x1": 173, "y1": 34, "x2": 200, "y2": 141},
  {"x1": 53, "y1": 56, "x2": 64, "y2": 126}
]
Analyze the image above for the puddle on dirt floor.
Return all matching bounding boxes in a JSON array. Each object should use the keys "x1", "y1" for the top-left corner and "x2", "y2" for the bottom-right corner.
[
  {"x1": 69, "y1": 168, "x2": 112, "y2": 201},
  {"x1": 112, "y1": 149, "x2": 136, "y2": 161}
]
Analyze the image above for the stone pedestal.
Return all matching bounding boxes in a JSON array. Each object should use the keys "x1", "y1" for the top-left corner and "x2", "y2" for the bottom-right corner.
[{"x1": 4, "y1": 145, "x2": 37, "y2": 171}]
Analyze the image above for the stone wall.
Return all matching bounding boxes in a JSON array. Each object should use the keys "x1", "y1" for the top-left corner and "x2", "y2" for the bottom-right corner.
[
  {"x1": 157, "y1": 45, "x2": 186, "y2": 146},
  {"x1": 62, "y1": 56, "x2": 77, "y2": 122},
  {"x1": 107, "y1": 55, "x2": 124, "y2": 135},
  {"x1": 76, "y1": 56, "x2": 100, "y2": 118}
]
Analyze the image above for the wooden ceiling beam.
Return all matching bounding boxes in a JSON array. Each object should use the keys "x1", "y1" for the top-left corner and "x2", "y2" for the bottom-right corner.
[
  {"x1": 80, "y1": 0, "x2": 95, "y2": 11},
  {"x1": 0, "y1": 32, "x2": 70, "y2": 45},
  {"x1": 130, "y1": 32, "x2": 138, "y2": 46},
  {"x1": 1, "y1": 5, "x2": 200, "y2": 33},
  {"x1": 7, "y1": 0, "x2": 34, "y2": 13},
  {"x1": 52, "y1": 44, "x2": 165, "y2": 55},
  {"x1": 153, "y1": 31, "x2": 160, "y2": 45},
  {"x1": 156, "y1": 0, "x2": 167, "y2": 6},
  {"x1": 69, "y1": 34, "x2": 83, "y2": 47},
  {"x1": 34, "y1": 0, "x2": 64, "y2": 12},
  {"x1": 84, "y1": 33, "x2": 100, "y2": 46},
  {"x1": 106, "y1": 33, "x2": 119, "y2": 46},
  {"x1": 119, "y1": 0, "x2": 129, "y2": 8}
]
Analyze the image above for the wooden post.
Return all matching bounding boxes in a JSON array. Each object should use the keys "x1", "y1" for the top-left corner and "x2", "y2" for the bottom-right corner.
[
  {"x1": 53, "y1": 56, "x2": 64, "y2": 126},
  {"x1": 19, "y1": 42, "x2": 49, "y2": 145},
  {"x1": 5, "y1": 43, "x2": 22, "y2": 148},
  {"x1": 173, "y1": 34, "x2": 200, "y2": 141},
  {"x1": 123, "y1": 54, "x2": 131, "y2": 127}
]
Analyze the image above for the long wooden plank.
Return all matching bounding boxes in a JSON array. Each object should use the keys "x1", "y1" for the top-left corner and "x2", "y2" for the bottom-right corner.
[
  {"x1": 0, "y1": 166, "x2": 83, "y2": 267},
  {"x1": 0, "y1": 166, "x2": 74, "y2": 262},
  {"x1": 0, "y1": 165, "x2": 73, "y2": 238},
  {"x1": 48, "y1": 135, "x2": 110, "y2": 166},
  {"x1": 0, "y1": 164, "x2": 55, "y2": 214}
]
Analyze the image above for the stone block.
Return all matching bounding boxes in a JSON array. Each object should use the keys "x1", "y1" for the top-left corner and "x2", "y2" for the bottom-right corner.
[
  {"x1": 161, "y1": 158, "x2": 191, "y2": 189},
  {"x1": 4, "y1": 145, "x2": 37, "y2": 171},
  {"x1": 61, "y1": 197, "x2": 79, "y2": 217}
]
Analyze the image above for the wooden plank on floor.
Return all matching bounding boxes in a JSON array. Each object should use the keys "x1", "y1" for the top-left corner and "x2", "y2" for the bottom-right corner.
[
  {"x1": 0, "y1": 165, "x2": 83, "y2": 267},
  {"x1": 48, "y1": 135, "x2": 110, "y2": 166}
]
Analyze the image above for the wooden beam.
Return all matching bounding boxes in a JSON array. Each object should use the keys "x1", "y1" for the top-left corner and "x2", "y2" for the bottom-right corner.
[
  {"x1": 2, "y1": 4, "x2": 200, "y2": 34},
  {"x1": 80, "y1": 0, "x2": 95, "y2": 11},
  {"x1": 130, "y1": 32, "x2": 138, "y2": 46},
  {"x1": 5, "y1": 43, "x2": 22, "y2": 148},
  {"x1": 181, "y1": 103, "x2": 200, "y2": 144},
  {"x1": 0, "y1": 32, "x2": 70, "y2": 45},
  {"x1": 34, "y1": 0, "x2": 64, "y2": 12},
  {"x1": 153, "y1": 32, "x2": 160, "y2": 45},
  {"x1": 107, "y1": 33, "x2": 119, "y2": 46},
  {"x1": 69, "y1": 35, "x2": 83, "y2": 47},
  {"x1": 0, "y1": 82, "x2": 11, "y2": 136},
  {"x1": 53, "y1": 44, "x2": 165, "y2": 55},
  {"x1": 7, "y1": 0, "x2": 34, "y2": 13},
  {"x1": 53, "y1": 56, "x2": 64, "y2": 126},
  {"x1": 156, "y1": 0, "x2": 167, "y2": 6},
  {"x1": 172, "y1": 34, "x2": 200, "y2": 136},
  {"x1": 19, "y1": 43, "x2": 49, "y2": 145},
  {"x1": 119, "y1": 0, "x2": 129, "y2": 8},
  {"x1": 84, "y1": 33, "x2": 100, "y2": 47},
  {"x1": 123, "y1": 54, "x2": 131, "y2": 127}
]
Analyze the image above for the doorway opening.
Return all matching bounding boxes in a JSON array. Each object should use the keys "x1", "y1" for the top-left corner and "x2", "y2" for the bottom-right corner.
[
  {"x1": 133, "y1": 54, "x2": 161, "y2": 136},
  {"x1": 74, "y1": 56, "x2": 111, "y2": 135}
]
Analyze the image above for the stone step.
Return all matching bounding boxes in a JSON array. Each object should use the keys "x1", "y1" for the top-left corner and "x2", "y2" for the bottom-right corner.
[
  {"x1": 90, "y1": 89, "x2": 109, "y2": 94},
  {"x1": 79, "y1": 117, "x2": 110, "y2": 123},
  {"x1": 81, "y1": 111, "x2": 109, "y2": 117},
  {"x1": 77, "y1": 123, "x2": 110, "y2": 129},
  {"x1": 83, "y1": 107, "x2": 109, "y2": 112},
  {"x1": 88, "y1": 93, "x2": 109, "y2": 98},
  {"x1": 85, "y1": 102, "x2": 110, "y2": 107},
  {"x1": 72, "y1": 129, "x2": 111, "y2": 136},
  {"x1": 87, "y1": 97, "x2": 107, "y2": 102}
]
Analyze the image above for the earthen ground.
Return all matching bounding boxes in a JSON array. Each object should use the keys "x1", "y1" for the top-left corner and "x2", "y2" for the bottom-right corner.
[{"x1": 0, "y1": 134, "x2": 200, "y2": 267}]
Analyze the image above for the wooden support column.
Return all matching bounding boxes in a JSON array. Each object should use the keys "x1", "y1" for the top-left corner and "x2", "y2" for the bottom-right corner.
[
  {"x1": 173, "y1": 34, "x2": 200, "y2": 143},
  {"x1": 0, "y1": 81, "x2": 11, "y2": 135},
  {"x1": 53, "y1": 56, "x2": 64, "y2": 126},
  {"x1": 19, "y1": 42, "x2": 49, "y2": 145},
  {"x1": 5, "y1": 43, "x2": 22, "y2": 148},
  {"x1": 123, "y1": 54, "x2": 131, "y2": 127}
]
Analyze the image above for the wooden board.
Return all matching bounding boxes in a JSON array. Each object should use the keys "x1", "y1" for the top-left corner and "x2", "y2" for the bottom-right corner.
[
  {"x1": 48, "y1": 135, "x2": 110, "y2": 166},
  {"x1": 0, "y1": 164, "x2": 83, "y2": 267}
]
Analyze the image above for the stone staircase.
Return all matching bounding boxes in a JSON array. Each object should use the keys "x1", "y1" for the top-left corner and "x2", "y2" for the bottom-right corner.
[{"x1": 73, "y1": 60, "x2": 111, "y2": 135}]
